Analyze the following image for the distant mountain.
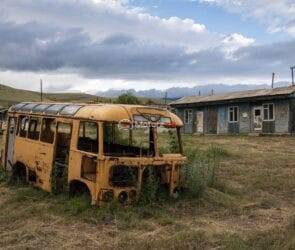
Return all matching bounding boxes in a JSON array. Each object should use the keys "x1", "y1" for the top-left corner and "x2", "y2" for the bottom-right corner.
[{"x1": 96, "y1": 82, "x2": 291, "y2": 99}]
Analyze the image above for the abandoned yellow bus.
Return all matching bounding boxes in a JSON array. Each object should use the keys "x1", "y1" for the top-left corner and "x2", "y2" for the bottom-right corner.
[{"x1": 2, "y1": 102, "x2": 186, "y2": 204}]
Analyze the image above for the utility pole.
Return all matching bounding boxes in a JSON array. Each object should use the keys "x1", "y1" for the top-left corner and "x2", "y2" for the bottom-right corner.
[
  {"x1": 164, "y1": 91, "x2": 168, "y2": 105},
  {"x1": 40, "y1": 79, "x2": 43, "y2": 102},
  {"x1": 291, "y1": 66, "x2": 295, "y2": 86},
  {"x1": 271, "y1": 72, "x2": 275, "y2": 89}
]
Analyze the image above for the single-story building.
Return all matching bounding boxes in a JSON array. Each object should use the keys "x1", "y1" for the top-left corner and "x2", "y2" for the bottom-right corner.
[{"x1": 170, "y1": 85, "x2": 295, "y2": 135}]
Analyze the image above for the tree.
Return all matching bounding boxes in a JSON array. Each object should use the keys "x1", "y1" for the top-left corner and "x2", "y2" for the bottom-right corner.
[{"x1": 115, "y1": 92, "x2": 141, "y2": 104}]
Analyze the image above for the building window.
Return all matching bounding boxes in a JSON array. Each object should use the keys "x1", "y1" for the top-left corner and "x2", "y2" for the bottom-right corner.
[
  {"x1": 228, "y1": 106, "x2": 239, "y2": 122},
  {"x1": 263, "y1": 103, "x2": 274, "y2": 121},
  {"x1": 184, "y1": 109, "x2": 193, "y2": 124}
]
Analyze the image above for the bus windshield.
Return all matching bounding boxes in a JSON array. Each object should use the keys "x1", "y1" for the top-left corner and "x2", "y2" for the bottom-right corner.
[
  {"x1": 157, "y1": 127, "x2": 181, "y2": 155},
  {"x1": 103, "y1": 123, "x2": 155, "y2": 157},
  {"x1": 103, "y1": 122, "x2": 181, "y2": 157}
]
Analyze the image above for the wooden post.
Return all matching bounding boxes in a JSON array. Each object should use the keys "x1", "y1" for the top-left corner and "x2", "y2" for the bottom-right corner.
[
  {"x1": 40, "y1": 79, "x2": 43, "y2": 102},
  {"x1": 291, "y1": 66, "x2": 295, "y2": 86},
  {"x1": 164, "y1": 91, "x2": 168, "y2": 105},
  {"x1": 272, "y1": 72, "x2": 275, "y2": 88}
]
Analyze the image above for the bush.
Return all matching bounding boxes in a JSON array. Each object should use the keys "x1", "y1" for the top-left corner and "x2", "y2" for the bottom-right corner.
[
  {"x1": 138, "y1": 167, "x2": 161, "y2": 205},
  {"x1": 182, "y1": 145, "x2": 227, "y2": 198}
]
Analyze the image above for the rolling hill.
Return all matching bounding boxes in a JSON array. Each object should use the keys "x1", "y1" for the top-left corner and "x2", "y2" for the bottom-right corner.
[{"x1": 0, "y1": 84, "x2": 107, "y2": 108}]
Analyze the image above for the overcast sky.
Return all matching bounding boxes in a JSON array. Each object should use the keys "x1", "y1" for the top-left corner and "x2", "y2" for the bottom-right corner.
[{"x1": 0, "y1": 0, "x2": 295, "y2": 93}]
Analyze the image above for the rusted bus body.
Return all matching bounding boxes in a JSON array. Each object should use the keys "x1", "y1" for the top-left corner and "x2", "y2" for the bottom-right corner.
[{"x1": 2, "y1": 102, "x2": 186, "y2": 204}]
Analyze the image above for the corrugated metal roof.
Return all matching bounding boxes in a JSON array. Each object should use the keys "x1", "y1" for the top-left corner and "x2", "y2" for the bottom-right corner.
[{"x1": 170, "y1": 85, "x2": 295, "y2": 106}]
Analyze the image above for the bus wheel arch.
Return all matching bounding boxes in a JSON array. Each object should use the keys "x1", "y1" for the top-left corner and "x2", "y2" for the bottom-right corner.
[
  {"x1": 69, "y1": 180, "x2": 92, "y2": 201},
  {"x1": 11, "y1": 161, "x2": 27, "y2": 184}
]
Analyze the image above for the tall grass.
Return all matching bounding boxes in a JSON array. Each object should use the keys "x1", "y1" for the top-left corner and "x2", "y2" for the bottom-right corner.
[
  {"x1": 0, "y1": 167, "x2": 6, "y2": 183},
  {"x1": 182, "y1": 144, "x2": 229, "y2": 198}
]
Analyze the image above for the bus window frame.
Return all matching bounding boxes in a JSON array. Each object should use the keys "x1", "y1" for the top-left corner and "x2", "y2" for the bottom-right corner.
[
  {"x1": 28, "y1": 116, "x2": 42, "y2": 141},
  {"x1": 17, "y1": 115, "x2": 29, "y2": 138},
  {"x1": 76, "y1": 120, "x2": 99, "y2": 155},
  {"x1": 40, "y1": 117, "x2": 56, "y2": 144}
]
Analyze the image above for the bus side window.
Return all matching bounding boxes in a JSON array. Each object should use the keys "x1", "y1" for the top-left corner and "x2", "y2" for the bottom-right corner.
[
  {"x1": 78, "y1": 121, "x2": 98, "y2": 153},
  {"x1": 28, "y1": 117, "x2": 41, "y2": 140},
  {"x1": 18, "y1": 116, "x2": 29, "y2": 138},
  {"x1": 41, "y1": 118, "x2": 55, "y2": 144}
]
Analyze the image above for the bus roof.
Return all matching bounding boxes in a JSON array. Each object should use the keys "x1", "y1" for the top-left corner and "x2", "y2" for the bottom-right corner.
[{"x1": 8, "y1": 102, "x2": 183, "y2": 127}]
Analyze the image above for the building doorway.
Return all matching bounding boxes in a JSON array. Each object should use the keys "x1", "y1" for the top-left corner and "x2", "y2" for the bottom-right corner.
[{"x1": 253, "y1": 107, "x2": 262, "y2": 131}]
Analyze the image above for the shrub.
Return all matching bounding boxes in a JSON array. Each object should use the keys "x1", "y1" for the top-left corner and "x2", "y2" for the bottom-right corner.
[
  {"x1": 182, "y1": 145, "x2": 227, "y2": 198},
  {"x1": 138, "y1": 167, "x2": 161, "y2": 205}
]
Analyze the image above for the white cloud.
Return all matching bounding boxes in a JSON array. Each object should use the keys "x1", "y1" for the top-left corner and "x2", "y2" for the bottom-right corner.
[
  {"x1": 199, "y1": 0, "x2": 295, "y2": 37},
  {"x1": 222, "y1": 33, "x2": 255, "y2": 59}
]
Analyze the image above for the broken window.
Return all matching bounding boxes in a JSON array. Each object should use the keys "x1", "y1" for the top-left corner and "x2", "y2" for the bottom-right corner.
[
  {"x1": 228, "y1": 106, "x2": 239, "y2": 122},
  {"x1": 184, "y1": 109, "x2": 193, "y2": 124},
  {"x1": 110, "y1": 165, "x2": 138, "y2": 187},
  {"x1": 81, "y1": 155, "x2": 97, "y2": 181},
  {"x1": 55, "y1": 123, "x2": 72, "y2": 164},
  {"x1": 158, "y1": 127, "x2": 181, "y2": 155},
  {"x1": 28, "y1": 117, "x2": 41, "y2": 140},
  {"x1": 103, "y1": 123, "x2": 154, "y2": 157},
  {"x1": 78, "y1": 121, "x2": 98, "y2": 153},
  {"x1": 263, "y1": 103, "x2": 274, "y2": 121},
  {"x1": 40, "y1": 118, "x2": 55, "y2": 143},
  {"x1": 18, "y1": 115, "x2": 29, "y2": 137}
]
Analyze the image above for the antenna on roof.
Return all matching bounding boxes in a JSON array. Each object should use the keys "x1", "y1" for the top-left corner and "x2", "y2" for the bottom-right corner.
[
  {"x1": 40, "y1": 79, "x2": 43, "y2": 102},
  {"x1": 291, "y1": 66, "x2": 295, "y2": 86},
  {"x1": 271, "y1": 72, "x2": 275, "y2": 89}
]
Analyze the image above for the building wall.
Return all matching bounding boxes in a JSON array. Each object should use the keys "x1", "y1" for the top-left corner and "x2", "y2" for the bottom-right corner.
[
  {"x1": 290, "y1": 98, "x2": 295, "y2": 133},
  {"x1": 172, "y1": 98, "x2": 292, "y2": 135},
  {"x1": 274, "y1": 100, "x2": 289, "y2": 133},
  {"x1": 239, "y1": 103, "x2": 251, "y2": 133},
  {"x1": 217, "y1": 105, "x2": 227, "y2": 134},
  {"x1": 174, "y1": 107, "x2": 195, "y2": 134}
]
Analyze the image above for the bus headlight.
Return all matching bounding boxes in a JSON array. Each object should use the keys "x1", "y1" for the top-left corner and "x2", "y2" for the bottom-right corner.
[
  {"x1": 102, "y1": 190, "x2": 114, "y2": 202},
  {"x1": 118, "y1": 191, "x2": 128, "y2": 204}
]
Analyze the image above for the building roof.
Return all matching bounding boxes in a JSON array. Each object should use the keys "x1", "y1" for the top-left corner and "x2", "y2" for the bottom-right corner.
[
  {"x1": 170, "y1": 85, "x2": 295, "y2": 106},
  {"x1": 9, "y1": 102, "x2": 183, "y2": 127}
]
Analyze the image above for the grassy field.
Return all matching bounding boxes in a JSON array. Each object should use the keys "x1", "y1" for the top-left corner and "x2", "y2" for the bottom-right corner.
[{"x1": 0, "y1": 135, "x2": 294, "y2": 249}]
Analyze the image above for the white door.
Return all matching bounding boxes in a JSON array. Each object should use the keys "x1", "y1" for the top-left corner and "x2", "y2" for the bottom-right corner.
[
  {"x1": 196, "y1": 111, "x2": 204, "y2": 133},
  {"x1": 253, "y1": 107, "x2": 262, "y2": 131},
  {"x1": 6, "y1": 117, "x2": 17, "y2": 171}
]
